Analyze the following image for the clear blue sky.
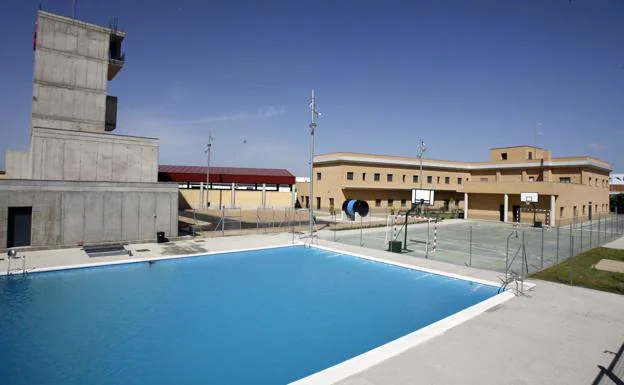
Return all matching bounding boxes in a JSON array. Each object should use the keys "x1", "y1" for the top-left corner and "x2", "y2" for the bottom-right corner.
[{"x1": 0, "y1": 0, "x2": 622, "y2": 176}]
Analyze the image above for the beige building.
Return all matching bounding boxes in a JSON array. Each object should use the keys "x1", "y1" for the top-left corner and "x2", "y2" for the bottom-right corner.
[{"x1": 297, "y1": 146, "x2": 611, "y2": 226}]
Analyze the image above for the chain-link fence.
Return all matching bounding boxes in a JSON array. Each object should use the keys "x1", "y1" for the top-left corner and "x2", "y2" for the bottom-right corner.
[
  {"x1": 178, "y1": 208, "x2": 312, "y2": 237},
  {"x1": 317, "y1": 213, "x2": 624, "y2": 280},
  {"x1": 179, "y1": 207, "x2": 624, "y2": 284}
]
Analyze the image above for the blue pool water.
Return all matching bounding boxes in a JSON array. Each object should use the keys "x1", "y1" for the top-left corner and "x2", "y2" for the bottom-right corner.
[{"x1": 0, "y1": 246, "x2": 498, "y2": 385}]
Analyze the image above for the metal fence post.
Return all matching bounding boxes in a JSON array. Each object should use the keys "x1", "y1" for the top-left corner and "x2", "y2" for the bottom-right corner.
[
  {"x1": 540, "y1": 226, "x2": 544, "y2": 269},
  {"x1": 589, "y1": 217, "x2": 593, "y2": 248},
  {"x1": 580, "y1": 219, "x2": 583, "y2": 252},
  {"x1": 556, "y1": 225, "x2": 559, "y2": 263},
  {"x1": 569, "y1": 224, "x2": 576, "y2": 286},
  {"x1": 611, "y1": 214, "x2": 614, "y2": 239},
  {"x1": 598, "y1": 214, "x2": 601, "y2": 243},
  {"x1": 469, "y1": 225, "x2": 472, "y2": 267},
  {"x1": 359, "y1": 215, "x2": 363, "y2": 246}
]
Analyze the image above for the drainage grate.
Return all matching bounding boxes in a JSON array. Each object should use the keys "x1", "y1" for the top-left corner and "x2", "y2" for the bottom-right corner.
[
  {"x1": 135, "y1": 249, "x2": 150, "y2": 252},
  {"x1": 194, "y1": 240, "x2": 206, "y2": 243}
]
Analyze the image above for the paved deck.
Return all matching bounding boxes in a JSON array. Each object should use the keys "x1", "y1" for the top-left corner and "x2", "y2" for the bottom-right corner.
[
  {"x1": 605, "y1": 236, "x2": 624, "y2": 250},
  {"x1": 1, "y1": 233, "x2": 623, "y2": 384}
]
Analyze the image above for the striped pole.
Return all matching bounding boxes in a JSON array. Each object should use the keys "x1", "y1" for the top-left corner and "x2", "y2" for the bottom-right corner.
[
  {"x1": 433, "y1": 219, "x2": 437, "y2": 252},
  {"x1": 392, "y1": 214, "x2": 399, "y2": 240},
  {"x1": 393, "y1": 221, "x2": 397, "y2": 241}
]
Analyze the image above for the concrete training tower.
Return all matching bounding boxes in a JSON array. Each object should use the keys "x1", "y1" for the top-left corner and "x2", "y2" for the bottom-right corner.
[{"x1": 1, "y1": 10, "x2": 177, "y2": 249}]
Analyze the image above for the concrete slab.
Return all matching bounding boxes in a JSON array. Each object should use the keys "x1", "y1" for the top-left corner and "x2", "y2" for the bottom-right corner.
[
  {"x1": 604, "y1": 236, "x2": 624, "y2": 250},
  {"x1": 595, "y1": 259, "x2": 624, "y2": 274}
]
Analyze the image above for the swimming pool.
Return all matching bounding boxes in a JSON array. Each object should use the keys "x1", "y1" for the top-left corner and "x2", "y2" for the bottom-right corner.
[{"x1": 0, "y1": 245, "x2": 504, "y2": 385}]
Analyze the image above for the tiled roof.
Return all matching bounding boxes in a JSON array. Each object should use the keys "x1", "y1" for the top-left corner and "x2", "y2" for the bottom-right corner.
[{"x1": 158, "y1": 165, "x2": 295, "y2": 184}]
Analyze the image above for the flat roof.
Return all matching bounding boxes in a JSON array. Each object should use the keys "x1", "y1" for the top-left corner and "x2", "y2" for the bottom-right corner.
[
  {"x1": 314, "y1": 152, "x2": 612, "y2": 172},
  {"x1": 490, "y1": 145, "x2": 547, "y2": 150}
]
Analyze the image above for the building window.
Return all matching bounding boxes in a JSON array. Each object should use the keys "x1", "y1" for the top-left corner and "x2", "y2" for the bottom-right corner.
[
  {"x1": 401, "y1": 199, "x2": 406, "y2": 207},
  {"x1": 528, "y1": 151, "x2": 533, "y2": 160},
  {"x1": 457, "y1": 177, "x2": 462, "y2": 184},
  {"x1": 582, "y1": 205, "x2": 586, "y2": 215},
  {"x1": 559, "y1": 177, "x2": 571, "y2": 184},
  {"x1": 560, "y1": 207, "x2": 564, "y2": 218},
  {"x1": 445, "y1": 177, "x2": 450, "y2": 184},
  {"x1": 375, "y1": 199, "x2": 381, "y2": 207},
  {"x1": 316, "y1": 172, "x2": 321, "y2": 181},
  {"x1": 501, "y1": 153, "x2": 508, "y2": 160},
  {"x1": 529, "y1": 176, "x2": 535, "y2": 182},
  {"x1": 329, "y1": 198, "x2": 334, "y2": 208},
  {"x1": 402, "y1": 174, "x2": 406, "y2": 182},
  {"x1": 346, "y1": 172, "x2": 354, "y2": 180},
  {"x1": 595, "y1": 204, "x2": 598, "y2": 212},
  {"x1": 413, "y1": 175, "x2": 418, "y2": 183},
  {"x1": 387, "y1": 174, "x2": 393, "y2": 182},
  {"x1": 388, "y1": 199, "x2": 394, "y2": 207},
  {"x1": 573, "y1": 206, "x2": 578, "y2": 217},
  {"x1": 437, "y1": 176, "x2": 440, "y2": 184},
  {"x1": 589, "y1": 177, "x2": 592, "y2": 186},
  {"x1": 362, "y1": 173, "x2": 366, "y2": 181},
  {"x1": 374, "y1": 173, "x2": 380, "y2": 181},
  {"x1": 427, "y1": 176, "x2": 433, "y2": 184},
  {"x1": 480, "y1": 177, "x2": 488, "y2": 182}
]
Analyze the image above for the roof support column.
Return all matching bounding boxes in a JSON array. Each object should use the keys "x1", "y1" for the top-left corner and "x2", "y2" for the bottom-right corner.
[
  {"x1": 504, "y1": 194, "x2": 509, "y2": 222},
  {"x1": 464, "y1": 193, "x2": 469, "y2": 220},
  {"x1": 200, "y1": 182, "x2": 204, "y2": 209},
  {"x1": 262, "y1": 183, "x2": 267, "y2": 208},
  {"x1": 231, "y1": 182, "x2": 236, "y2": 208}
]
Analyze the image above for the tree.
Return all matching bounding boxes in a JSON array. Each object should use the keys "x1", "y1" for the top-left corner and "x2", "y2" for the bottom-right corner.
[{"x1": 610, "y1": 193, "x2": 624, "y2": 212}]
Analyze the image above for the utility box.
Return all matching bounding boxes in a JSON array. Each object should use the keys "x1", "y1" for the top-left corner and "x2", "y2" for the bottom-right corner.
[
  {"x1": 388, "y1": 241, "x2": 402, "y2": 253},
  {"x1": 533, "y1": 221, "x2": 542, "y2": 228}
]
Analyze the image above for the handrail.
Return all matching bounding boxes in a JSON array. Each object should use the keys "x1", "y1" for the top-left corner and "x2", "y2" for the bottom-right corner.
[{"x1": 505, "y1": 230, "x2": 519, "y2": 273}]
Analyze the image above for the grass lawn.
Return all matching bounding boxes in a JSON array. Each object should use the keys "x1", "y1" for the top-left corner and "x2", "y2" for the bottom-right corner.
[{"x1": 531, "y1": 247, "x2": 624, "y2": 294}]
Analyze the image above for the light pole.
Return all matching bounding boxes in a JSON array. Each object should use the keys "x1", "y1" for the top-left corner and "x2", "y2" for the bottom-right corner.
[
  {"x1": 309, "y1": 89, "x2": 320, "y2": 238},
  {"x1": 205, "y1": 134, "x2": 213, "y2": 208},
  {"x1": 418, "y1": 138, "x2": 426, "y2": 189}
]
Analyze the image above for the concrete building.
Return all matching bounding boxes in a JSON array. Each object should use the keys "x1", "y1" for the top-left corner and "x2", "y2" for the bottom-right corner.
[
  {"x1": 1, "y1": 10, "x2": 177, "y2": 249},
  {"x1": 296, "y1": 146, "x2": 611, "y2": 226}
]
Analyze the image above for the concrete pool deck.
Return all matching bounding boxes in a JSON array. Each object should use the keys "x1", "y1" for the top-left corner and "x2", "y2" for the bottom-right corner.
[{"x1": 1, "y1": 233, "x2": 623, "y2": 384}]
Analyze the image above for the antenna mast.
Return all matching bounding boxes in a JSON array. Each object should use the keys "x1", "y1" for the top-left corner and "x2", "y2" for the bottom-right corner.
[{"x1": 205, "y1": 134, "x2": 213, "y2": 208}]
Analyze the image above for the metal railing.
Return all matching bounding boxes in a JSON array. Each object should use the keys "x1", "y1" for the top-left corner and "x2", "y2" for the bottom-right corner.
[{"x1": 318, "y1": 212, "x2": 624, "y2": 283}]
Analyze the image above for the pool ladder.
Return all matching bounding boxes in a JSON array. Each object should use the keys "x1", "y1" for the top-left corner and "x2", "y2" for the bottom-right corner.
[
  {"x1": 498, "y1": 271, "x2": 524, "y2": 295},
  {"x1": 301, "y1": 233, "x2": 318, "y2": 248},
  {"x1": 5, "y1": 249, "x2": 27, "y2": 276}
]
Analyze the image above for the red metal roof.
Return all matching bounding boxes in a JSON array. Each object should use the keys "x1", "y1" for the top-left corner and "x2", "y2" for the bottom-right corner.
[{"x1": 158, "y1": 165, "x2": 295, "y2": 185}]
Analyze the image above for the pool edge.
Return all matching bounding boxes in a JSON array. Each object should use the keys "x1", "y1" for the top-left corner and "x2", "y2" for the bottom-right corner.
[
  {"x1": 288, "y1": 243, "x2": 521, "y2": 385},
  {"x1": 0, "y1": 243, "x2": 299, "y2": 276}
]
